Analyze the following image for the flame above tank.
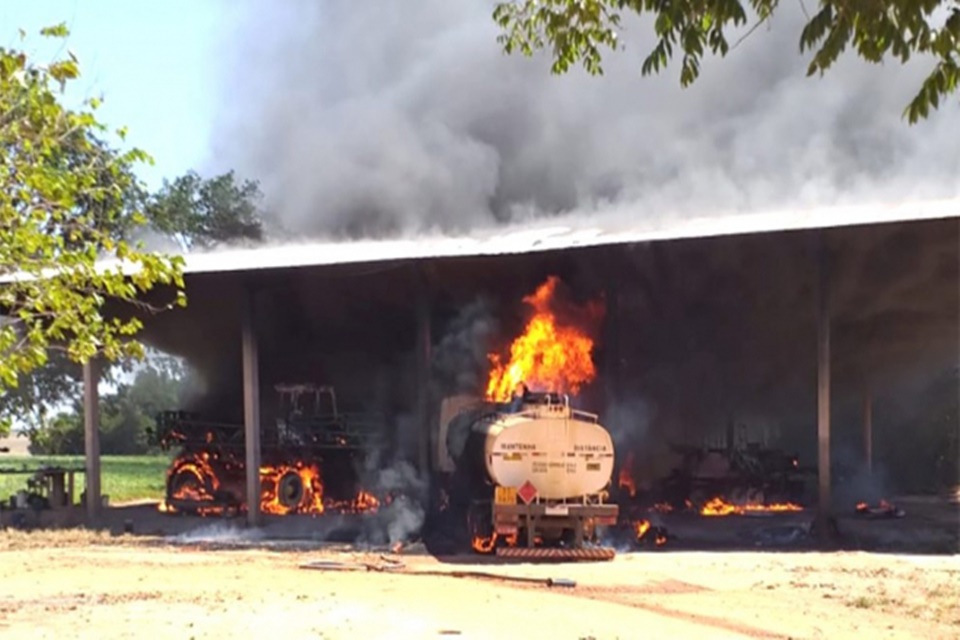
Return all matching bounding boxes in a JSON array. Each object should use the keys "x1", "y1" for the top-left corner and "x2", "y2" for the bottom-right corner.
[{"x1": 485, "y1": 275, "x2": 603, "y2": 402}]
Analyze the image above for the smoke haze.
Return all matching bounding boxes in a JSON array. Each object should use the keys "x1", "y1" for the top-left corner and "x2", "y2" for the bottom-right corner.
[
  {"x1": 210, "y1": 0, "x2": 959, "y2": 240},
  {"x1": 430, "y1": 297, "x2": 500, "y2": 397}
]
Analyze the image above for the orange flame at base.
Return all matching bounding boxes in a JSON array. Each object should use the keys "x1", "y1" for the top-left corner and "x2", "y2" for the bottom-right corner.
[
  {"x1": 634, "y1": 519, "x2": 651, "y2": 541},
  {"x1": 158, "y1": 453, "x2": 381, "y2": 517},
  {"x1": 259, "y1": 462, "x2": 325, "y2": 515},
  {"x1": 700, "y1": 496, "x2": 804, "y2": 516},
  {"x1": 471, "y1": 531, "x2": 522, "y2": 553},
  {"x1": 619, "y1": 452, "x2": 637, "y2": 498}
]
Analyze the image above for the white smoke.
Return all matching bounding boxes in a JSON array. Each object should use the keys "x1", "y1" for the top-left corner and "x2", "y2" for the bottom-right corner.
[
  {"x1": 169, "y1": 522, "x2": 264, "y2": 544},
  {"x1": 208, "y1": 0, "x2": 959, "y2": 240},
  {"x1": 360, "y1": 452, "x2": 429, "y2": 545}
]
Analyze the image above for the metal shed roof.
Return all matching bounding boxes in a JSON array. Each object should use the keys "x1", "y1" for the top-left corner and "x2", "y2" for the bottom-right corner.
[{"x1": 180, "y1": 197, "x2": 959, "y2": 275}]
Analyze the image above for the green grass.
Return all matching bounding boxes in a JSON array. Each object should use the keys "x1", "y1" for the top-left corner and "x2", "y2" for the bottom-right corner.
[{"x1": 0, "y1": 455, "x2": 172, "y2": 504}]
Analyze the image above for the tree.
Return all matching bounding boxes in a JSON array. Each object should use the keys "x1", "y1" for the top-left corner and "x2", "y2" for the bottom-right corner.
[
  {"x1": 146, "y1": 170, "x2": 267, "y2": 251},
  {"x1": 0, "y1": 25, "x2": 186, "y2": 435},
  {"x1": 2, "y1": 166, "x2": 268, "y2": 432},
  {"x1": 26, "y1": 352, "x2": 188, "y2": 455},
  {"x1": 492, "y1": 0, "x2": 960, "y2": 123}
]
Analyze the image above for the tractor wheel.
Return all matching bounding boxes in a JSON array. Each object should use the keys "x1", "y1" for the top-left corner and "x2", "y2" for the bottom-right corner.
[
  {"x1": 277, "y1": 470, "x2": 305, "y2": 510},
  {"x1": 167, "y1": 463, "x2": 216, "y2": 513}
]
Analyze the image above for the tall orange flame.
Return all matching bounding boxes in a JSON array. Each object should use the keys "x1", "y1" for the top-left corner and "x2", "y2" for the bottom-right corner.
[{"x1": 486, "y1": 276, "x2": 600, "y2": 401}]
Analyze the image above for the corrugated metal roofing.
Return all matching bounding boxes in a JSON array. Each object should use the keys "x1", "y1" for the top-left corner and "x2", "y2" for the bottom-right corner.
[
  {"x1": 180, "y1": 197, "x2": 959, "y2": 275},
  {"x1": 1, "y1": 197, "x2": 956, "y2": 284}
]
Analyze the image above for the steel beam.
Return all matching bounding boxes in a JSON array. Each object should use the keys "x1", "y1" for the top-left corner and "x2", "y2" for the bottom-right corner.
[
  {"x1": 816, "y1": 233, "x2": 832, "y2": 542},
  {"x1": 242, "y1": 287, "x2": 262, "y2": 527},
  {"x1": 83, "y1": 358, "x2": 101, "y2": 522},
  {"x1": 863, "y1": 389, "x2": 873, "y2": 475}
]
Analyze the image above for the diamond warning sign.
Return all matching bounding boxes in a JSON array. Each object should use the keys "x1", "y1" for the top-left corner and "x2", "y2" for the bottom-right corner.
[{"x1": 517, "y1": 480, "x2": 537, "y2": 505}]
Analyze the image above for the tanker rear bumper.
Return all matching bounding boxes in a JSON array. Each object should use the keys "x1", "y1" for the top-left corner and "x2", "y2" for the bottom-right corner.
[
  {"x1": 492, "y1": 503, "x2": 619, "y2": 548},
  {"x1": 495, "y1": 546, "x2": 616, "y2": 561}
]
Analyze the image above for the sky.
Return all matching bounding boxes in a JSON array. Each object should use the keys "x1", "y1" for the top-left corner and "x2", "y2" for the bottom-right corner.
[
  {"x1": 2, "y1": 1, "x2": 232, "y2": 416},
  {"x1": 1, "y1": 0, "x2": 228, "y2": 190}
]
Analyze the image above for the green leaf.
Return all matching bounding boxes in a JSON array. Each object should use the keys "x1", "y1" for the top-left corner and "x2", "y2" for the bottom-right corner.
[
  {"x1": 39, "y1": 23, "x2": 70, "y2": 38},
  {"x1": 0, "y1": 31, "x2": 187, "y2": 397},
  {"x1": 491, "y1": 0, "x2": 959, "y2": 123}
]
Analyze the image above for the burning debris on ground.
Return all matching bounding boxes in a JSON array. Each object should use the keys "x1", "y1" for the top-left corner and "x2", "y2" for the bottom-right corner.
[
  {"x1": 632, "y1": 519, "x2": 669, "y2": 548},
  {"x1": 699, "y1": 497, "x2": 804, "y2": 517},
  {"x1": 854, "y1": 500, "x2": 906, "y2": 519}
]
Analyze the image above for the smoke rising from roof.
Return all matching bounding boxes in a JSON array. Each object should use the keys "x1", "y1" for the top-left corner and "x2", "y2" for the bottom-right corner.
[{"x1": 210, "y1": 0, "x2": 959, "y2": 240}]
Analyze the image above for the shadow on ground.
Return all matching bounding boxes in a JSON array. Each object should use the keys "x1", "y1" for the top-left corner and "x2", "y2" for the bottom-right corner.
[{"x1": 1, "y1": 495, "x2": 956, "y2": 563}]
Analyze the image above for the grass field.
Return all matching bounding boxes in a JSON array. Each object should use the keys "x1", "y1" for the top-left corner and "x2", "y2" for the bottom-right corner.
[{"x1": 0, "y1": 455, "x2": 172, "y2": 504}]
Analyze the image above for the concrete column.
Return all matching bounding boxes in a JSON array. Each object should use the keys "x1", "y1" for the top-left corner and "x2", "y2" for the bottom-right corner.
[
  {"x1": 863, "y1": 389, "x2": 873, "y2": 475},
  {"x1": 242, "y1": 287, "x2": 262, "y2": 527},
  {"x1": 816, "y1": 233, "x2": 832, "y2": 542},
  {"x1": 415, "y1": 265, "x2": 432, "y2": 478},
  {"x1": 83, "y1": 358, "x2": 101, "y2": 522}
]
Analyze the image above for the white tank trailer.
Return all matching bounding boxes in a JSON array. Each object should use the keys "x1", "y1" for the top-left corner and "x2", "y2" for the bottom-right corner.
[{"x1": 439, "y1": 391, "x2": 619, "y2": 555}]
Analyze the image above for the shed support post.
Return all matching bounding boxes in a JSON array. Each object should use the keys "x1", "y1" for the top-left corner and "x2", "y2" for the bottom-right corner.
[
  {"x1": 416, "y1": 267, "x2": 432, "y2": 478},
  {"x1": 242, "y1": 287, "x2": 262, "y2": 528},
  {"x1": 816, "y1": 233, "x2": 833, "y2": 543},
  {"x1": 83, "y1": 358, "x2": 101, "y2": 522}
]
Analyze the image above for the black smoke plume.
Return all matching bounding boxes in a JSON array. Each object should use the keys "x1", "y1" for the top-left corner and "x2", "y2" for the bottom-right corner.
[{"x1": 208, "y1": 0, "x2": 958, "y2": 240}]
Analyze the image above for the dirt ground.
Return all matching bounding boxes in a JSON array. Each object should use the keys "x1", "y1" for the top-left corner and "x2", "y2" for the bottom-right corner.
[{"x1": 1, "y1": 532, "x2": 958, "y2": 639}]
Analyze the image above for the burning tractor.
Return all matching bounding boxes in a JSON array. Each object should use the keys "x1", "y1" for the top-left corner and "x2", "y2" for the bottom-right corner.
[
  {"x1": 151, "y1": 384, "x2": 387, "y2": 516},
  {"x1": 653, "y1": 442, "x2": 810, "y2": 510},
  {"x1": 437, "y1": 388, "x2": 619, "y2": 558}
]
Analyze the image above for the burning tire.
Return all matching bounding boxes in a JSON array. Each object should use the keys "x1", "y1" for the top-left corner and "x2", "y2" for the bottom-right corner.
[
  {"x1": 167, "y1": 461, "x2": 217, "y2": 513},
  {"x1": 260, "y1": 464, "x2": 318, "y2": 514},
  {"x1": 467, "y1": 501, "x2": 496, "y2": 554},
  {"x1": 276, "y1": 470, "x2": 305, "y2": 509}
]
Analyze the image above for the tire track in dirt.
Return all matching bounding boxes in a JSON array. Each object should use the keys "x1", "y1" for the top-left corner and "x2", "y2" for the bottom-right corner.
[{"x1": 508, "y1": 580, "x2": 791, "y2": 639}]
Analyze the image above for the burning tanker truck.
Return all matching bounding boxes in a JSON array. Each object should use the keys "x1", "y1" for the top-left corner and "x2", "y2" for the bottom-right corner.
[
  {"x1": 436, "y1": 276, "x2": 619, "y2": 558},
  {"x1": 438, "y1": 388, "x2": 619, "y2": 558}
]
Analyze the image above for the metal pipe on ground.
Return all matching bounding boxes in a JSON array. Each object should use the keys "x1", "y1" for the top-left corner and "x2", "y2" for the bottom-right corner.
[{"x1": 298, "y1": 558, "x2": 576, "y2": 587}]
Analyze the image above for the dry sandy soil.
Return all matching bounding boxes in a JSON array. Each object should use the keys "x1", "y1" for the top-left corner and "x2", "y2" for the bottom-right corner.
[{"x1": 1, "y1": 531, "x2": 958, "y2": 640}]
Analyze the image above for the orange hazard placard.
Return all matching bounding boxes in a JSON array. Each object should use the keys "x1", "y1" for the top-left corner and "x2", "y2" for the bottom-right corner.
[{"x1": 495, "y1": 486, "x2": 518, "y2": 505}]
